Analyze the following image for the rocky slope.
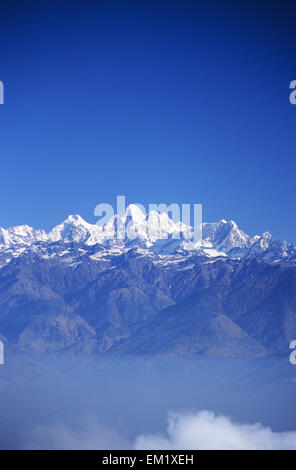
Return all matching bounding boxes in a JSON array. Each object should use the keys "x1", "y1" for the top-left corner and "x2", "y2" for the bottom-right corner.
[{"x1": 0, "y1": 206, "x2": 295, "y2": 358}]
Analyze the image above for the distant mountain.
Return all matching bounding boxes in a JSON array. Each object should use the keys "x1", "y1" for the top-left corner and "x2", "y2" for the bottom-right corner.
[
  {"x1": 0, "y1": 205, "x2": 295, "y2": 264},
  {"x1": 0, "y1": 206, "x2": 295, "y2": 358}
]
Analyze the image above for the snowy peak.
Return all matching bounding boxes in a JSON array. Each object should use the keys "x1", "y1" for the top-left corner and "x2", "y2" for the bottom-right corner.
[
  {"x1": 100, "y1": 205, "x2": 192, "y2": 245},
  {"x1": 124, "y1": 204, "x2": 146, "y2": 223},
  {"x1": 201, "y1": 220, "x2": 249, "y2": 254},
  {"x1": 48, "y1": 214, "x2": 104, "y2": 245},
  {"x1": 0, "y1": 212, "x2": 295, "y2": 265},
  {"x1": 141, "y1": 210, "x2": 192, "y2": 243},
  {"x1": 102, "y1": 204, "x2": 147, "y2": 241},
  {"x1": 65, "y1": 214, "x2": 89, "y2": 224},
  {"x1": 0, "y1": 224, "x2": 47, "y2": 249},
  {"x1": 212, "y1": 220, "x2": 250, "y2": 251}
]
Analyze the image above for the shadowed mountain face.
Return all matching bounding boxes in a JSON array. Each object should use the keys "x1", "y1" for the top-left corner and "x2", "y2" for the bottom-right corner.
[
  {"x1": 0, "y1": 208, "x2": 295, "y2": 358},
  {"x1": 0, "y1": 241, "x2": 295, "y2": 358}
]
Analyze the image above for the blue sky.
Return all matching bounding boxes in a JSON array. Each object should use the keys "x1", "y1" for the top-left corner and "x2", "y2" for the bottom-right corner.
[{"x1": 0, "y1": 0, "x2": 296, "y2": 241}]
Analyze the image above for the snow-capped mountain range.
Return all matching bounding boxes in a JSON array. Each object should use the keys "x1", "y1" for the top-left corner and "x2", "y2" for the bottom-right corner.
[
  {"x1": 1, "y1": 205, "x2": 296, "y2": 360},
  {"x1": 0, "y1": 204, "x2": 295, "y2": 266}
]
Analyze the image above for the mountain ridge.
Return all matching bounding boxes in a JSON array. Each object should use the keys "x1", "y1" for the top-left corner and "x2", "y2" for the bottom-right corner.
[
  {"x1": 0, "y1": 208, "x2": 295, "y2": 359},
  {"x1": 0, "y1": 206, "x2": 295, "y2": 266}
]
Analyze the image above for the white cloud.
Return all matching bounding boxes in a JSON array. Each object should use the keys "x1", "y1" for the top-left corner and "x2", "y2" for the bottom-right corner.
[
  {"x1": 134, "y1": 410, "x2": 296, "y2": 450},
  {"x1": 22, "y1": 410, "x2": 296, "y2": 450}
]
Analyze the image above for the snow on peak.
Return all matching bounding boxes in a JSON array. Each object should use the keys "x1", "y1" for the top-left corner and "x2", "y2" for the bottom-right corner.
[
  {"x1": 1, "y1": 211, "x2": 294, "y2": 266},
  {"x1": 48, "y1": 214, "x2": 104, "y2": 245},
  {"x1": 98, "y1": 206, "x2": 193, "y2": 246},
  {"x1": 0, "y1": 224, "x2": 47, "y2": 249},
  {"x1": 124, "y1": 204, "x2": 146, "y2": 223},
  {"x1": 201, "y1": 219, "x2": 249, "y2": 253},
  {"x1": 65, "y1": 214, "x2": 89, "y2": 224},
  {"x1": 0, "y1": 214, "x2": 252, "y2": 254}
]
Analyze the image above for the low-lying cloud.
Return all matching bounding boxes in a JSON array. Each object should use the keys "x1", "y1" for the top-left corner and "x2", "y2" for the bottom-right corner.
[
  {"x1": 135, "y1": 410, "x2": 296, "y2": 450},
  {"x1": 22, "y1": 410, "x2": 296, "y2": 450}
]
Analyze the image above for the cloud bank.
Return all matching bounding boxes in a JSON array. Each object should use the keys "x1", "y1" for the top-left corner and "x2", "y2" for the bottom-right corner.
[
  {"x1": 22, "y1": 410, "x2": 296, "y2": 450},
  {"x1": 134, "y1": 410, "x2": 296, "y2": 450}
]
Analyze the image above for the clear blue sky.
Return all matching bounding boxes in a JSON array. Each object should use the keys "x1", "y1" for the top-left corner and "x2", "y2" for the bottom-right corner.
[{"x1": 0, "y1": 0, "x2": 295, "y2": 241}]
